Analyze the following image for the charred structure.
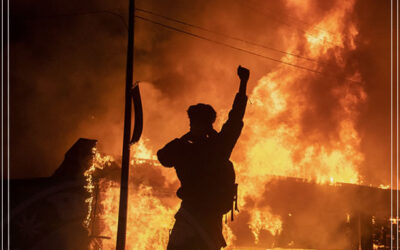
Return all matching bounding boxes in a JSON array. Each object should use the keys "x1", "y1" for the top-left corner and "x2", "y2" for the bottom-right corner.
[
  {"x1": 8, "y1": 139, "x2": 97, "y2": 250},
  {"x1": 260, "y1": 177, "x2": 398, "y2": 249},
  {"x1": 6, "y1": 139, "x2": 398, "y2": 250}
]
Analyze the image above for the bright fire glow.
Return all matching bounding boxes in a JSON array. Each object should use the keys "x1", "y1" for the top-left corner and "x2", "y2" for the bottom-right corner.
[
  {"x1": 83, "y1": 147, "x2": 114, "y2": 232},
  {"x1": 88, "y1": 0, "x2": 370, "y2": 248},
  {"x1": 95, "y1": 180, "x2": 177, "y2": 250}
]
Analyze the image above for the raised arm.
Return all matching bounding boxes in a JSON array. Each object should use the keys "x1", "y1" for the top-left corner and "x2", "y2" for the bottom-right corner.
[
  {"x1": 238, "y1": 65, "x2": 249, "y2": 96},
  {"x1": 219, "y1": 66, "x2": 250, "y2": 157},
  {"x1": 233, "y1": 65, "x2": 249, "y2": 121}
]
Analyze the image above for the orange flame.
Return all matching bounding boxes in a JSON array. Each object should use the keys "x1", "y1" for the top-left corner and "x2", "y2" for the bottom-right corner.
[
  {"x1": 92, "y1": 0, "x2": 369, "y2": 248},
  {"x1": 95, "y1": 180, "x2": 177, "y2": 250},
  {"x1": 91, "y1": 140, "x2": 179, "y2": 249},
  {"x1": 230, "y1": 0, "x2": 365, "y2": 241},
  {"x1": 83, "y1": 147, "x2": 114, "y2": 233}
]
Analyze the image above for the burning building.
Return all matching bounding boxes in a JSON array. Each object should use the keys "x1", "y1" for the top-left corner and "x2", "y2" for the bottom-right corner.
[
  {"x1": 8, "y1": 0, "x2": 397, "y2": 249},
  {"x1": 10, "y1": 138, "x2": 396, "y2": 250},
  {"x1": 8, "y1": 138, "x2": 114, "y2": 250},
  {"x1": 88, "y1": 152, "x2": 398, "y2": 250}
]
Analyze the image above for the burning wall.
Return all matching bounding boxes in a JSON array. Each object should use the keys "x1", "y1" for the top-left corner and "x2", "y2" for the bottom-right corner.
[
  {"x1": 89, "y1": 143, "x2": 396, "y2": 249},
  {"x1": 9, "y1": 139, "x2": 97, "y2": 250},
  {"x1": 8, "y1": 135, "x2": 395, "y2": 250}
]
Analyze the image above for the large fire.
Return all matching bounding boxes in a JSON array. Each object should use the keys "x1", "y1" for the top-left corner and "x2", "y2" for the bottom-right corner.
[
  {"x1": 83, "y1": 147, "x2": 114, "y2": 232},
  {"x1": 84, "y1": 0, "x2": 376, "y2": 249}
]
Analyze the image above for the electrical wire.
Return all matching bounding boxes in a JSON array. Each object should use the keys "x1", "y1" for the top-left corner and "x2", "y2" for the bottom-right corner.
[
  {"x1": 13, "y1": 8, "x2": 361, "y2": 84},
  {"x1": 135, "y1": 7, "x2": 320, "y2": 64},
  {"x1": 135, "y1": 14, "x2": 361, "y2": 84},
  {"x1": 135, "y1": 15, "x2": 321, "y2": 72}
]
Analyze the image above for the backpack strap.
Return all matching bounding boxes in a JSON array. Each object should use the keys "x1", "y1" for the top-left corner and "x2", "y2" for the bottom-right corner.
[
  {"x1": 230, "y1": 184, "x2": 239, "y2": 222},
  {"x1": 234, "y1": 184, "x2": 239, "y2": 212}
]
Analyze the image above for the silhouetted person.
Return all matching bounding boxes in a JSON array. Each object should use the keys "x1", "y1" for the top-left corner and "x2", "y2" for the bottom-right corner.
[{"x1": 157, "y1": 65, "x2": 249, "y2": 250}]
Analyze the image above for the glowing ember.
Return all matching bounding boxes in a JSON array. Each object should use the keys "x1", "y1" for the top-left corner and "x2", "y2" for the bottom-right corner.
[
  {"x1": 379, "y1": 184, "x2": 390, "y2": 189},
  {"x1": 83, "y1": 147, "x2": 114, "y2": 233}
]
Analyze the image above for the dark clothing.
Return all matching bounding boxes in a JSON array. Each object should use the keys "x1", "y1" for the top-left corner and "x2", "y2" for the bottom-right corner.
[
  {"x1": 167, "y1": 206, "x2": 223, "y2": 250},
  {"x1": 158, "y1": 93, "x2": 247, "y2": 249}
]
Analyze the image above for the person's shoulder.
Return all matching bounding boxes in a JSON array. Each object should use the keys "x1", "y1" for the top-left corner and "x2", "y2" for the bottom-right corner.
[{"x1": 179, "y1": 132, "x2": 194, "y2": 144}]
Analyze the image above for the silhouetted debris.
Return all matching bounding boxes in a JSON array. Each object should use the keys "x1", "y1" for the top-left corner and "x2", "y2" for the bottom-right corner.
[{"x1": 8, "y1": 138, "x2": 96, "y2": 250}]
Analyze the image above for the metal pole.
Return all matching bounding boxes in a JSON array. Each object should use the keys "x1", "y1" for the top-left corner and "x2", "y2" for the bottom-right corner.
[{"x1": 116, "y1": 0, "x2": 135, "y2": 248}]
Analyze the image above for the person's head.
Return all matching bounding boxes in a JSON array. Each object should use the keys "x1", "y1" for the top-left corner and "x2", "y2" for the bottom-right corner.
[{"x1": 187, "y1": 103, "x2": 216, "y2": 136}]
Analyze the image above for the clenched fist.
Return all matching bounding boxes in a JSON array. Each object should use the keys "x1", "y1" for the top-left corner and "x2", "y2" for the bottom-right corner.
[{"x1": 237, "y1": 65, "x2": 250, "y2": 82}]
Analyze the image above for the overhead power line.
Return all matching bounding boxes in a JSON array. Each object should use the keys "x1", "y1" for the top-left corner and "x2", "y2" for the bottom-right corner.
[
  {"x1": 135, "y1": 15, "x2": 321, "y2": 73},
  {"x1": 14, "y1": 8, "x2": 360, "y2": 84},
  {"x1": 135, "y1": 15, "x2": 361, "y2": 84},
  {"x1": 135, "y1": 8, "x2": 320, "y2": 64}
]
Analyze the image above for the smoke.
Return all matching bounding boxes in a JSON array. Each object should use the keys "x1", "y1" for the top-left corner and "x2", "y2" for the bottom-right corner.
[
  {"x1": 10, "y1": 0, "x2": 394, "y2": 248},
  {"x1": 11, "y1": 0, "x2": 391, "y2": 184}
]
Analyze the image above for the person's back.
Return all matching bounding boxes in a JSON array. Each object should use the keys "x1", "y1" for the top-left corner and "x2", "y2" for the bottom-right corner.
[{"x1": 157, "y1": 65, "x2": 249, "y2": 250}]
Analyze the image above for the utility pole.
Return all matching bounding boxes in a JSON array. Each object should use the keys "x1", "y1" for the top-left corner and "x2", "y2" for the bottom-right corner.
[{"x1": 116, "y1": 0, "x2": 137, "y2": 249}]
